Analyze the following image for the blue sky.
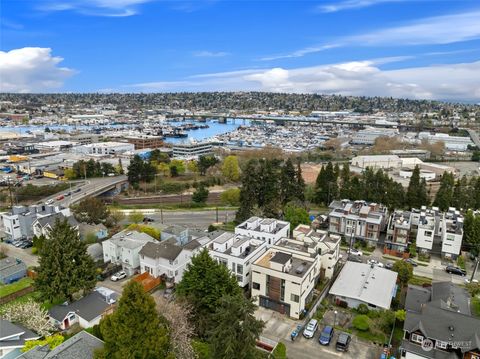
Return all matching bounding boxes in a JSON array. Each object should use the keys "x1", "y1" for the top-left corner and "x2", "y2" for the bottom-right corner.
[{"x1": 1, "y1": 0, "x2": 480, "y2": 101}]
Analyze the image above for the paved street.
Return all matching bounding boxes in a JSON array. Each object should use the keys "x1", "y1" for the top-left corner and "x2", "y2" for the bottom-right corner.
[{"x1": 1, "y1": 244, "x2": 38, "y2": 267}]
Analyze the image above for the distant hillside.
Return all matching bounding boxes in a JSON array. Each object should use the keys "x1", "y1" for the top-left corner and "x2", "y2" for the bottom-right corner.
[{"x1": 1, "y1": 92, "x2": 479, "y2": 114}]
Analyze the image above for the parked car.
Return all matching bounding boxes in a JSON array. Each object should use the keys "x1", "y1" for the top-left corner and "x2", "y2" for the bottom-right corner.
[
  {"x1": 110, "y1": 271, "x2": 127, "y2": 281},
  {"x1": 367, "y1": 259, "x2": 384, "y2": 268},
  {"x1": 45, "y1": 199, "x2": 54, "y2": 205},
  {"x1": 64, "y1": 192, "x2": 71, "y2": 197},
  {"x1": 19, "y1": 241, "x2": 33, "y2": 249},
  {"x1": 347, "y1": 248, "x2": 363, "y2": 257},
  {"x1": 336, "y1": 333, "x2": 351, "y2": 352},
  {"x1": 143, "y1": 217, "x2": 154, "y2": 223},
  {"x1": 74, "y1": 188, "x2": 82, "y2": 193},
  {"x1": 403, "y1": 258, "x2": 418, "y2": 267},
  {"x1": 56, "y1": 195, "x2": 64, "y2": 201},
  {"x1": 385, "y1": 262, "x2": 394, "y2": 270},
  {"x1": 347, "y1": 255, "x2": 363, "y2": 263},
  {"x1": 303, "y1": 319, "x2": 318, "y2": 339},
  {"x1": 446, "y1": 266, "x2": 466, "y2": 276},
  {"x1": 319, "y1": 326, "x2": 334, "y2": 345}
]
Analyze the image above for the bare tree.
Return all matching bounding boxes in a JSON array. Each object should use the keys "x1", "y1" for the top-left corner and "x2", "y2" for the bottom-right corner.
[
  {"x1": 155, "y1": 297, "x2": 196, "y2": 359},
  {"x1": 0, "y1": 299, "x2": 56, "y2": 337},
  {"x1": 0, "y1": 243, "x2": 9, "y2": 258}
]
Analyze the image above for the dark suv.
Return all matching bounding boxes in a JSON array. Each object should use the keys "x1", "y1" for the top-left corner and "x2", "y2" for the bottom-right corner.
[
  {"x1": 336, "y1": 333, "x2": 351, "y2": 352},
  {"x1": 446, "y1": 265, "x2": 466, "y2": 276}
]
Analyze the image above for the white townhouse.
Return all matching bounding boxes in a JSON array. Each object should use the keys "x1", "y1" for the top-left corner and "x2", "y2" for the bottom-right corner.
[
  {"x1": 440, "y1": 207, "x2": 464, "y2": 259},
  {"x1": 102, "y1": 230, "x2": 156, "y2": 275},
  {"x1": 208, "y1": 232, "x2": 267, "y2": 288},
  {"x1": 251, "y1": 239, "x2": 320, "y2": 319},
  {"x1": 235, "y1": 217, "x2": 290, "y2": 247}
]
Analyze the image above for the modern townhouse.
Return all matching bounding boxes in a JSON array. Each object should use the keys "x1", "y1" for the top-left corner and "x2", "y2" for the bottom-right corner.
[
  {"x1": 251, "y1": 238, "x2": 322, "y2": 319},
  {"x1": 384, "y1": 210, "x2": 412, "y2": 258},
  {"x1": 410, "y1": 207, "x2": 440, "y2": 255},
  {"x1": 293, "y1": 224, "x2": 341, "y2": 279},
  {"x1": 102, "y1": 230, "x2": 156, "y2": 275},
  {"x1": 235, "y1": 217, "x2": 290, "y2": 246},
  {"x1": 328, "y1": 200, "x2": 388, "y2": 245},
  {"x1": 441, "y1": 208, "x2": 464, "y2": 259},
  {"x1": 208, "y1": 232, "x2": 267, "y2": 288},
  {"x1": 401, "y1": 282, "x2": 480, "y2": 359}
]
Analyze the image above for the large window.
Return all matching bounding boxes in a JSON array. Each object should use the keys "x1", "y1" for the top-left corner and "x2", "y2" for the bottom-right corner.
[
  {"x1": 237, "y1": 264, "x2": 243, "y2": 275},
  {"x1": 411, "y1": 333, "x2": 424, "y2": 344},
  {"x1": 280, "y1": 279, "x2": 285, "y2": 301},
  {"x1": 424, "y1": 230, "x2": 432, "y2": 237},
  {"x1": 252, "y1": 282, "x2": 260, "y2": 290},
  {"x1": 290, "y1": 294, "x2": 299, "y2": 303}
]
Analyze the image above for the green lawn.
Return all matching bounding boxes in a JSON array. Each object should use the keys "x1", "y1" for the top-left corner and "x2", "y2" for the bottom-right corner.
[
  {"x1": 472, "y1": 297, "x2": 480, "y2": 317},
  {"x1": 0, "y1": 278, "x2": 33, "y2": 298},
  {"x1": 408, "y1": 275, "x2": 432, "y2": 286}
]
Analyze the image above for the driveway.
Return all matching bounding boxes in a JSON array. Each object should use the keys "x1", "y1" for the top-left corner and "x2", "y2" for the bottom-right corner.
[
  {"x1": 255, "y1": 307, "x2": 382, "y2": 359},
  {"x1": 1, "y1": 243, "x2": 38, "y2": 267}
]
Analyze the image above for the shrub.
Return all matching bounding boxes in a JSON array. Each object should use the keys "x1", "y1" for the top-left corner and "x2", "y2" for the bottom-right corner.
[
  {"x1": 395, "y1": 309, "x2": 406, "y2": 322},
  {"x1": 357, "y1": 303, "x2": 369, "y2": 314},
  {"x1": 457, "y1": 255, "x2": 465, "y2": 270},
  {"x1": 352, "y1": 315, "x2": 370, "y2": 331},
  {"x1": 380, "y1": 310, "x2": 396, "y2": 332},
  {"x1": 367, "y1": 309, "x2": 380, "y2": 319},
  {"x1": 31, "y1": 247, "x2": 38, "y2": 255},
  {"x1": 409, "y1": 243, "x2": 417, "y2": 257}
]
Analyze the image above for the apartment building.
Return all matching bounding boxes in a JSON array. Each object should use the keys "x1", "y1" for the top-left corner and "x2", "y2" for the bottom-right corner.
[
  {"x1": 328, "y1": 200, "x2": 388, "y2": 245},
  {"x1": 384, "y1": 210, "x2": 412, "y2": 258},
  {"x1": 208, "y1": 232, "x2": 267, "y2": 288},
  {"x1": 441, "y1": 208, "x2": 464, "y2": 259},
  {"x1": 124, "y1": 136, "x2": 164, "y2": 150},
  {"x1": 251, "y1": 237, "x2": 323, "y2": 319},
  {"x1": 74, "y1": 142, "x2": 134, "y2": 156},
  {"x1": 102, "y1": 230, "x2": 156, "y2": 275},
  {"x1": 235, "y1": 217, "x2": 290, "y2": 247}
]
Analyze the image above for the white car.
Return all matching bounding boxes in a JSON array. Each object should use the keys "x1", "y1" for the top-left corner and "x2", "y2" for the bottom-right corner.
[
  {"x1": 45, "y1": 199, "x2": 54, "y2": 205},
  {"x1": 303, "y1": 319, "x2": 318, "y2": 339},
  {"x1": 110, "y1": 271, "x2": 127, "y2": 281},
  {"x1": 347, "y1": 248, "x2": 363, "y2": 257},
  {"x1": 367, "y1": 259, "x2": 384, "y2": 268}
]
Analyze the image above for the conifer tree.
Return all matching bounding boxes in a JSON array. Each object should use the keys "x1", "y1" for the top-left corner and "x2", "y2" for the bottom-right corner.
[
  {"x1": 35, "y1": 219, "x2": 96, "y2": 301},
  {"x1": 433, "y1": 172, "x2": 455, "y2": 211},
  {"x1": 98, "y1": 281, "x2": 171, "y2": 359}
]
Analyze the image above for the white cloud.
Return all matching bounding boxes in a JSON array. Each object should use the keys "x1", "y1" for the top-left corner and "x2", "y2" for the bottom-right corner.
[
  {"x1": 124, "y1": 59, "x2": 480, "y2": 101},
  {"x1": 262, "y1": 10, "x2": 480, "y2": 60},
  {"x1": 0, "y1": 47, "x2": 75, "y2": 93},
  {"x1": 193, "y1": 50, "x2": 229, "y2": 58},
  {"x1": 317, "y1": 0, "x2": 407, "y2": 13},
  {"x1": 39, "y1": 0, "x2": 156, "y2": 16}
]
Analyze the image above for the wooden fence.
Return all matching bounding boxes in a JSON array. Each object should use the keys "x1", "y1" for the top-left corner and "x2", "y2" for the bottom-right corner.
[{"x1": 0, "y1": 285, "x2": 34, "y2": 305}]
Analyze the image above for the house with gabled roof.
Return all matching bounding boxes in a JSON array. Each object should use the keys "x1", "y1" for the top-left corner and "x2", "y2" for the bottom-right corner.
[{"x1": 0, "y1": 319, "x2": 40, "y2": 359}]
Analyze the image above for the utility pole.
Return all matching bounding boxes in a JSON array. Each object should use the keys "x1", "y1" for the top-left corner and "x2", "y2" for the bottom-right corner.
[
  {"x1": 216, "y1": 207, "x2": 219, "y2": 223},
  {"x1": 471, "y1": 256, "x2": 479, "y2": 283}
]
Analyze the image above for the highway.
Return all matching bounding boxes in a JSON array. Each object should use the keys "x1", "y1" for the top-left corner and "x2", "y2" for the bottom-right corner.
[
  {"x1": 42, "y1": 175, "x2": 127, "y2": 207},
  {"x1": 465, "y1": 127, "x2": 480, "y2": 149}
]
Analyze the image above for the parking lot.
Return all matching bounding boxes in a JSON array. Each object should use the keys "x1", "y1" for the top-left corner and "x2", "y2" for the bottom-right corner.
[{"x1": 256, "y1": 307, "x2": 382, "y2": 359}]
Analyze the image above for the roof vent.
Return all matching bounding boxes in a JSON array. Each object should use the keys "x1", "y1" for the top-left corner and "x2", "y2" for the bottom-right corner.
[{"x1": 295, "y1": 265, "x2": 305, "y2": 274}]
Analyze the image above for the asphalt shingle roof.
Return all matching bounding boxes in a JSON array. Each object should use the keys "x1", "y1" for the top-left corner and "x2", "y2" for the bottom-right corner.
[
  {"x1": 48, "y1": 292, "x2": 110, "y2": 322},
  {"x1": 139, "y1": 241, "x2": 182, "y2": 261}
]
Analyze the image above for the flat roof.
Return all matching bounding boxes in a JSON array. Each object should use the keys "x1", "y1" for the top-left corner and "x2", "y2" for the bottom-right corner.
[{"x1": 329, "y1": 262, "x2": 398, "y2": 310}]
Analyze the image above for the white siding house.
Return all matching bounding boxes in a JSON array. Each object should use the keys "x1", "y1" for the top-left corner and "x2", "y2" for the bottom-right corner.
[{"x1": 235, "y1": 217, "x2": 290, "y2": 247}]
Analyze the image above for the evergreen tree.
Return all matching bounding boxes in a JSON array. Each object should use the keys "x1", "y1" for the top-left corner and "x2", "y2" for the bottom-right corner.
[
  {"x1": 314, "y1": 162, "x2": 338, "y2": 205},
  {"x1": 294, "y1": 160, "x2": 306, "y2": 202},
  {"x1": 127, "y1": 155, "x2": 143, "y2": 186},
  {"x1": 339, "y1": 163, "x2": 351, "y2": 199},
  {"x1": 279, "y1": 158, "x2": 297, "y2": 205},
  {"x1": 98, "y1": 281, "x2": 171, "y2": 359},
  {"x1": 406, "y1": 165, "x2": 422, "y2": 208},
  {"x1": 176, "y1": 249, "x2": 242, "y2": 338},
  {"x1": 35, "y1": 219, "x2": 97, "y2": 301},
  {"x1": 192, "y1": 185, "x2": 209, "y2": 204},
  {"x1": 433, "y1": 172, "x2": 455, "y2": 211},
  {"x1": 208, "y1": 295, "x2": 264, "y2": 359},
  {"x1": 236, "y1": 160, "x2": 259, "y2": 222}
]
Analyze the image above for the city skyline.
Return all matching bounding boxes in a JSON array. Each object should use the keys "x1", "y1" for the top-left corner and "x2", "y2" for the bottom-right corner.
[{"x1": 1, "y1": 0, "x2": 480, "y2": 102}]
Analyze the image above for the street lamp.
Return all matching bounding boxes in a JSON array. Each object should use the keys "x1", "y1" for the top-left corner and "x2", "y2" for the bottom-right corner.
[{"x1": 334, "y1": 310, "x2": 338, "y2": 328}]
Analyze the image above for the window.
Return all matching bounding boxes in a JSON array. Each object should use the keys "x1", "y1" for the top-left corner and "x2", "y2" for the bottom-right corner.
[
  {"x1": 435, "y1": 340, "x2": 447, "y2": 349},
  {"x1": 252, "y1": 282, "x2": 260, "y2": 290},
  {"x1": 290, "y1": 294, "x2": 299, "y2": 303},
  {"x1": 446, "y1": 235, "x2": 455, "y2": 241},
  {"x1": 231, "y1": 262, "x2": 236, "y2": 272},
  {"x1": 424, "y1": 230, "x2": 432, "y2": 237},
  {"x1": 237, "y1": 264, "x2": 243, "y2": 275},
  {"x1": 280, "y1": 279, "x2": 285, "y2": 301},
  {"x1": 175, "y1": 270, "x2": 178, "y2": 276},
  {"x1": 411, "y1": 333, "x2": 423, "y2": 344}
]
